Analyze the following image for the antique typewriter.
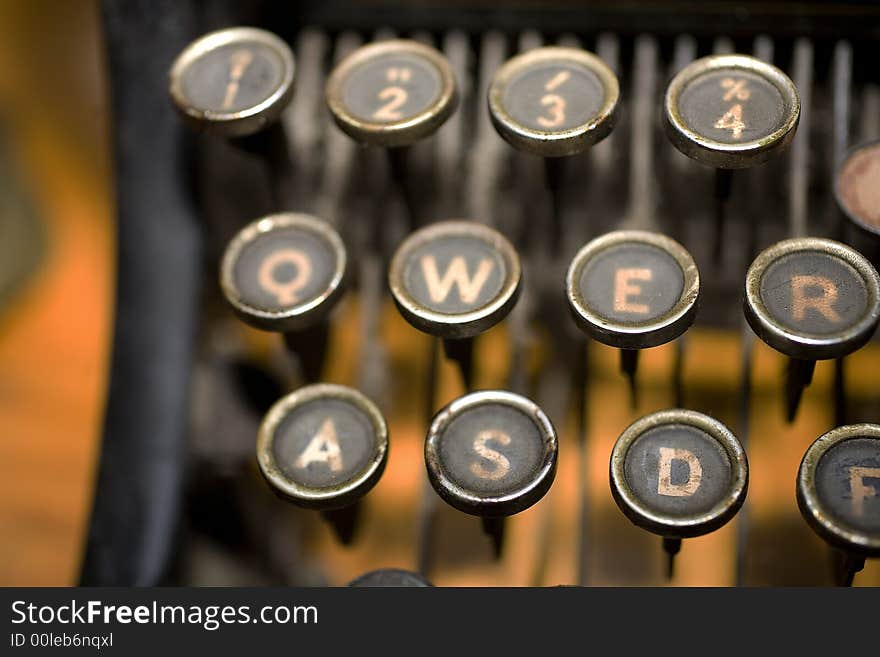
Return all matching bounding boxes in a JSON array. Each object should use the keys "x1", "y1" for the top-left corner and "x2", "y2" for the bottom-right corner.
[{"x1": 79, "y1": 0, "x2": 880, "y2": 587}]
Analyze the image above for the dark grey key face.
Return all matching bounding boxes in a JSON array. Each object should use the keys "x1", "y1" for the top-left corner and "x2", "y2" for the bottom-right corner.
[
  {"x1": 836, "y1": 141, "x2": 880, "y2": 234},
  {"x1": 623, "y1": 424, "x2": 733, "y2": 518},
  {"x1": 579, "y1": 243, "x2": 684, "y2": 326},
  {"x1": 678, "y1": 69, "x2": 786, "y2": 145},
  {"x1": 814, "y1": 437, "x2": 880, "y2": 537},
  {"x1": 170, "y1": 28, "x2": 294, "y2": 136},
  {"x1": 233, "y1": 226, "x2": 338, "y2": 314},
  {"x1": 402, "y1": 236, "x2": 506, "y2": 315},
  {"x1": 221, "y1": 214, "x2": 347, "y2": 331},
  {"x1": 745, "y1": 238, "x2": 880, "y2": 359},
  {"x1": 390, "y1": 221, "x2": 521, "y2": 339},
  {"x1": 180, "y1": 41, "x2": 286, "y2": 114},
  {"x1": 501, "y1": 62, "x2": 605, "y2": 132},
  {"x1": 611, "y1": 409, "x2": 747, "y2": 537},
  {"x1": 258, "y1": 384, "x2": 388, "y2": 508},
  {"x1": 758, "y1": 251, "x2": 868, "y2": 338},
  {"x1": 567, "y1": 231, "x2": 699, "y2": 349},
  {"x1": 664, "y1": 55, "x2": 798, "y2": 169},
  {"x1": 272, "y1": 398, "x2": 377, "y2": 490},
  {"x1": 489, "y1": 47, "x2": 619, "y2": 157},
  {"x1": 425, "y1": 391, "x2": 557, "y2": 516},
  {"x1": 341, "y1": 53, "x2": 442, "y2": 124},
  {"x1": 349, "y1": 569, "x2": 433, "y2": 587},
  {"x1": 437, "y1": 404, "x2": 547, "y2": 497}
]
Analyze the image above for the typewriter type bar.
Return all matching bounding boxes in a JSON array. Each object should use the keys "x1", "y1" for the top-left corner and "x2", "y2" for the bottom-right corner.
[
  {"x1": 797, "y1": 424, "x2": 880, "y2": 586},
  {"x1": 424, "y1": 390, "x2": 558, "y2": 558},
  {"x1": 326, "y1": 39, "x2": 459, "y2": 227},
  {"x1": 566, "y1": 230, "x2": 699, "y2": 407},
  {"x1": 389, "y1": 220, "x2": 521, "y2": 389},
  {"x1": 488, "y1": 46, "x2": 619, "y2": 249},
  {"x1": 744, "y1": 237, "x2": 880, "y2": 421},
  {"x1": 610, "y1": 409, "x2": 748, "y2": 579},
  {"x1": 257, "y1": 384, "x2": 389, "y2": 545},
  {"x1": 220, "y1": 213, "x2": 348, "y2": 382},
  {"x1": 664, "y1": 54, "x2": 800, "y2": 263}
]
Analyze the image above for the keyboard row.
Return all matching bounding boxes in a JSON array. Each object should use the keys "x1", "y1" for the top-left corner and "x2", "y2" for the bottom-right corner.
[
  {"x1": 220, "y1": 213, "x2": 880, "y2": 418},
  {"x1": 256, "y1": 379, "x2": 880, "y2": 585}
]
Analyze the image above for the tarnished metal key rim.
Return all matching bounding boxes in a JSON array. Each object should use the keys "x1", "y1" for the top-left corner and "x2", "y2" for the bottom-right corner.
[
  {"x1": 425, "y1": 390, "x2": 558, "y2": 518},
  {"x1": 834, "y1": 139, "x2": 880, "y2": 239},
  {"x1": 169, "y1": 27, "x2": 295, "y2": 136},
  {"x1": 257, "y1": 383, "x2": 389, "y2": 510},
  {"x1": 797, "y1": 424, "x2": 880, "y2": 557},
  {"x1": 610, "y1": 409, "x2": 749, "y2": 538},
  {"x1": 664, "y1": 54, "x2": 799, "y2": 169},
  {"x1": 488, "y1": 46, "x2": 619, "y2": 157},
  {"x1": 388, "y1": 220, "x2": 521, "y2": 339},
  {"x1": 743, "y1": 237, "x2": 880, "y2": 360},
  {"x1": 566, "y1": 230, "x2": 700, "y2": 350},
  {"x1": 325, "y1": 39, "x2": 458, "y2": 148},
  {"x1": 220, "y1": 213, "x2": 348, "y2": 333}
]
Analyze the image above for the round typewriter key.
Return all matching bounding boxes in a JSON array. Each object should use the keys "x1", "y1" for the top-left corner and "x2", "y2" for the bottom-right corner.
[
  {"x1": 169, "y1": 27, "x2": 295, "y2": 137},
  {"x1": 326, "y1": 39, "x2": 458, "y2": 227},
  {"x1": 325, "y1": 39, "x2": 458, "y2": 148},
  {"x1": 221, "y1": 213, "x2": 347, "y2": 333},
  {"x1": 664, "y1": 54, "x2": 799, "y2": 169},
  {"x1": 221, "y1": 213, "x2": 347, "y2": 382},
  {"x1": 835, "y1": 140, "x2": 880, "y2": 239},
  {"x1": 664, "y1": 53, "x2": 799, "y2": 264},
  {"x1": 566, "y1": 230, "x2": 699, "y2": 404},
  {"x1": 258, "y1": 384, "x2": 388, "y2": 543},
  {"x1": 744, "y1": 237, "x2": 880, "y2": 420},
  {"x1": 349, "y1": 569, "x2": 433, "y2": 587},
  {"x1": 798, "y1": 424, "x2": 880, "y2": 585},
  {"x1": 488, "y1": 46, "x2": 619, "y2": 250},
  {"x1": 488, "y1": 46, "x2": 619, "y2": 158},
  {"x1": 389, "y1": 221, "x2": 521, "y2": 388},
  {"x1": 425, "y1": 390, "x2": 558, "y2": 557},
  {"x1": 610, "y1": 409, "x2": 748, "y2": 577}
]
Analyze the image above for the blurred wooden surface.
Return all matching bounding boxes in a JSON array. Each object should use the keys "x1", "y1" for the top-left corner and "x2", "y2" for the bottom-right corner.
[{"x1": 0, "y1": 1, "x2": 111, "y2": 586}]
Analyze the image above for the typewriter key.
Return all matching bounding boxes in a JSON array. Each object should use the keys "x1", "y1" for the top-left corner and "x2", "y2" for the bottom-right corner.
[
  {"x1": 425, "y1": 390, "x2": 558, "y2": 558},
  {"x1": 389, "y1": 221, "x2": 521, "y2": 388},
  {"x1": 488, "y1": 46, "x2": 618, "y2": 248},
  {"x1": 169, "y1": 27, "x2": 295, "y2": 137},
  {"x1": 258, "y1": 384, "x2": 388, "y2": 544},
  {"x1": 610, "y1": 409, "x2": 748, "y2": 578},
  {"x1": 220, "y1": 213, "x2": 348, "y2": 381},
  {"x1": 488, "y1": 46, "x2": 618, "y2": 158},
  {"x1": 326, "y1": 39, "x2": 458, "y2": 227},
  {"x1": 797, "y1": 424, "x2": 880, "y2": 586},
  {"x1": 326, "y1": 39, "x2": 458, "y2": 147},
  {"x1": 566, "y1": 230, "x2": 699, "y2": 406},
  {"x1": 664, "y1": 54, "x2": 800, "y2": 262},
  {"x1": 349, "y1": 568, "x2": 433, "y2": 587},
  {"x1": 744, "y1": 237, "x2": 880, "y2": 421},
  {"x1": 835, "y1": 140, "x2": 880, "y2": 239}
]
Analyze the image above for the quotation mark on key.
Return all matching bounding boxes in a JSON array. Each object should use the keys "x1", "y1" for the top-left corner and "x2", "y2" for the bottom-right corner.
[{"x1": 386, "y1": 67, "x2": 412, "y2": 83}]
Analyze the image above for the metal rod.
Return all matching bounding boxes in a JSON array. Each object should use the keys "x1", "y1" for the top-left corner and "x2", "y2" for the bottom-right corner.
[
  {"x1": 620, "y1": 348, "x2": 640, "y2": 409},
  {"x1": 663, "y1": 536, "x2": 682, "y2": 580},
  {"x1": 482, "y1": 516, "x2": 506, "y2": 560}
]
